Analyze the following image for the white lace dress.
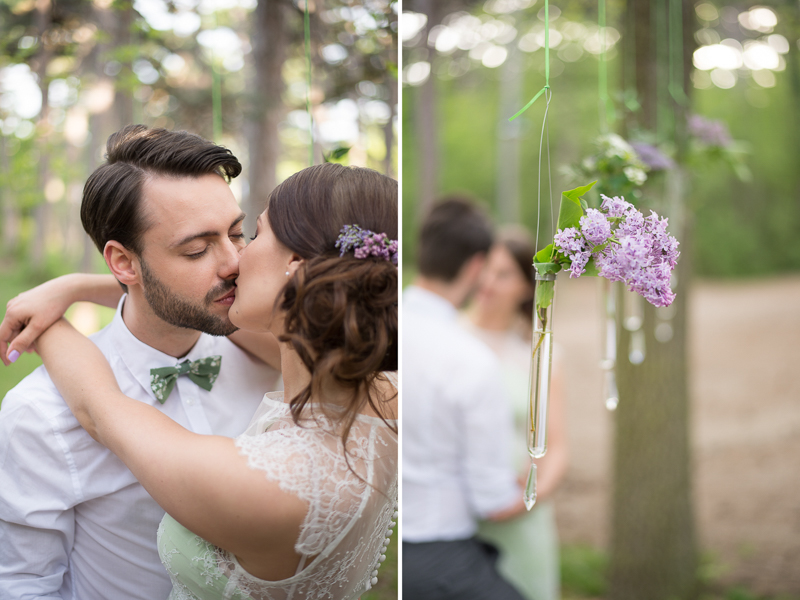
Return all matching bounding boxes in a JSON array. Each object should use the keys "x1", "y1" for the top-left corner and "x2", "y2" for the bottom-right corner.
[{"x1": 157, "y1": 382, "x2": 398, "y2": 600}]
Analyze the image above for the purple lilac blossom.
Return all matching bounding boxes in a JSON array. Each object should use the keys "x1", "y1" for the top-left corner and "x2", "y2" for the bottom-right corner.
[
  {"x1": 631, "y1": 142, "x2": 676, "y2": 171},
  {"x1": 688, "y1": 114, "x2": 732, "y2": 147},
  {"x1": 553, "y1": 196, "x2": 680, "y2": 306},
  {"x1": 554, "y1": 227, "x2": 592, "y2": 278},
  {"x1": 579, "y1": 209, "x2": 612, "y2": 246}
]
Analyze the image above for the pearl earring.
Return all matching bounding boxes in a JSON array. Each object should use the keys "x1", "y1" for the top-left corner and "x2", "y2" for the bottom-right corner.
[{"x1": 285, "y1": 271, "x2": 290, "y2": 276}]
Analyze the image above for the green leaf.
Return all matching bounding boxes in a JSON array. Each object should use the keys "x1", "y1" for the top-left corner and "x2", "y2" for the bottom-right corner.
[
  {"x1": 535, "y1": 279, "x2": 555, "y2": 310},
  {"x1": 323, "y1": 147, "x2": 351, "y2": 163},
  {"x1": 533, "y1": 243, "x2": 555, "y2": 264},
  {"x1": 534, "y1": 262, "x2": 561, "y2": 275},
  {"x1": 557, "y1": 181, "x2": 597, "y2": 231},
  {"x1": 583, "y1": 257, "x2": 600, "y2": 276}
]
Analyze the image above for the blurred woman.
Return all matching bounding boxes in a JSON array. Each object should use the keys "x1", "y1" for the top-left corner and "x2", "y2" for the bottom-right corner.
[{"x1": 462, "y1": 226, "x2": 568, "y2": 600}]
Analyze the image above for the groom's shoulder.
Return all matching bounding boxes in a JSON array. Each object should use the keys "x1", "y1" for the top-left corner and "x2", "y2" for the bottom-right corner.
[{"x1": 0, "y1": 324, "x2": 115, "y2": 422}]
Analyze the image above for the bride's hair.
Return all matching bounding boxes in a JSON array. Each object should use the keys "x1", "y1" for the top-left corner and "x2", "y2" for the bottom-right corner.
[{"x1": 266, "y1": 163, "x2": 398, "y2": 444}]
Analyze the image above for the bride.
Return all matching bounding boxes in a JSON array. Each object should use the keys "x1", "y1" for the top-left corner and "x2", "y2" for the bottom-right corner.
[{"x1": 15, "y1": 162, "x2": 398, "y2": 599}]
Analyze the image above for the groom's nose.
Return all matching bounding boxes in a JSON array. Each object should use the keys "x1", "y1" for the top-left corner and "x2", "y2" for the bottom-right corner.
[{"x1": 218, "y1": 237, "x2": 241, "y2": 280}]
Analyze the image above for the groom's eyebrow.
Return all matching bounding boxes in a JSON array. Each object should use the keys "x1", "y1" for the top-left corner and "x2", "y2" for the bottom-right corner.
[{"x1": 171, "y1": 212, "x2": 246, "y2": 248}]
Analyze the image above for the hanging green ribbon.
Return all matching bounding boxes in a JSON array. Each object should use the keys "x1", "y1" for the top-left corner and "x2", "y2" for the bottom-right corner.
[
  {"x1": 668, "y1": 0, "x2": 688, "y2": 106},
  {"x1": 304, "y1": 0, "x2": 314, "y2": 166},
  {"x1": 509, "y1": 0, "x2": 550, "y2": 121},
  {"x1": 597, "y1": 0, "x2": 614, "y2": 132}
]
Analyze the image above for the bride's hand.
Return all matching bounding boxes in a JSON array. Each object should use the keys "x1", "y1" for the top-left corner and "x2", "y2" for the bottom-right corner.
[{"x1": 1, "y1": 274, "x2": 122, "y2": 366}]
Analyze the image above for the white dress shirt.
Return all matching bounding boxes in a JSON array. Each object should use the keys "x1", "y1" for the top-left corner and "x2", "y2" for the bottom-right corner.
[
  {"x1": 402, "y1": 286, "x2": 520, "y2": 543},
  {"x1": 0, "y1": 297, "x2": 281, "y2": 600}
]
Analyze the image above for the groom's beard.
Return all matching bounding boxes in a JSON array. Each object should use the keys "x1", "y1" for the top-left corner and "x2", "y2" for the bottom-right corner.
[{"x1": 140, "y1": 258, "x2": 238, "y2": 337}]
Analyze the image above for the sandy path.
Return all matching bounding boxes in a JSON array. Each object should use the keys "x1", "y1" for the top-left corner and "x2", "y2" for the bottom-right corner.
[{"x1": 553, "y1": 274, "x2": 800, "y2": 595}]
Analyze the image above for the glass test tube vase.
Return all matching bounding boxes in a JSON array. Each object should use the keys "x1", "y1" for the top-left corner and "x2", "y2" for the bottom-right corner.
[{"x1": 524, "y1": 271, "x2": 557, "y2": 510}]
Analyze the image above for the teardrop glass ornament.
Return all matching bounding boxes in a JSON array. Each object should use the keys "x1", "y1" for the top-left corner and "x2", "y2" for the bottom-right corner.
[{"x1": 524, "y1": 462, "x2": 537, "y2": 510}]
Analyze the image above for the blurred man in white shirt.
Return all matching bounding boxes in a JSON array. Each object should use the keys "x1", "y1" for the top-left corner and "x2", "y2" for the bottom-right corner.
[{"x1": 403, "y1": 196, "x2": 526, "y2": 600}]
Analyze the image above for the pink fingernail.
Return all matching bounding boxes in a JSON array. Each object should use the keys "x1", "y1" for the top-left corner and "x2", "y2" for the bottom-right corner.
[{"x1": 8, "y1": 350, "x2": 20, "y2": 363}]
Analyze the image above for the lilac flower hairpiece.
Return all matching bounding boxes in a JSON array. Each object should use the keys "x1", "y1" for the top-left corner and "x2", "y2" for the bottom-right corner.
[{"x1": 335, "y1": 224, "x2": 398, "y2": 266}]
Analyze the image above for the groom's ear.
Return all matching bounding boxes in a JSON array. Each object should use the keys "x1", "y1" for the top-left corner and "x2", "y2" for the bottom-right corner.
[{"x1": 104, "y1": 241, "x2": 140, "y2": 287}]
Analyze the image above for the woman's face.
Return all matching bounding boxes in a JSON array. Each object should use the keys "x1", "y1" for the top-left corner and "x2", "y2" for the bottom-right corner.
[
  {"x1": 474, "y1": 244, "x2": 532, "y2": 319},
  {"x1": 230, "y1": 210, "x2": 300, "y2": 333}
]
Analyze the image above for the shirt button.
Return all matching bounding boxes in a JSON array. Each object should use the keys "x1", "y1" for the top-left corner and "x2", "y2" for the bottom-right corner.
[{"x1": 186, "y1": 397, "x2": 195, "y2": 406}]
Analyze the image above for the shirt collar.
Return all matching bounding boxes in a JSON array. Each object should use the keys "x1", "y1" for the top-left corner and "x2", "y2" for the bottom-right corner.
[
  {"x1": 109, "y1": 295, "x2": 217, "y2": 400},
  {"x1": 403, "y1": 285, "x2": 458, "y2": 322}
]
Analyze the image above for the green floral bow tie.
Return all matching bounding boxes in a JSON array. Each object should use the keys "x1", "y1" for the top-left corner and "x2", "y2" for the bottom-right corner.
[{"x1": 149, "y1": 356, "x2": 222, "y2": 404}]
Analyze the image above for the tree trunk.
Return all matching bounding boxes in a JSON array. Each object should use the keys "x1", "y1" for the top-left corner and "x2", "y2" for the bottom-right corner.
[
  {"x1": 30, "y1": 0, "x2": 53, "y2": 270},
  {"x1": 245, "y1": 0, "x2": 289, "y2": 238},
  {"x1": 384, "y1": 68, "x2": 397, "y2": 178},
  {"x1": 414, "y1": 0, "x2": 440, "y2": 217},
  {"x1": 609, "y1": 2, "x2": 698, "y2": 599}
]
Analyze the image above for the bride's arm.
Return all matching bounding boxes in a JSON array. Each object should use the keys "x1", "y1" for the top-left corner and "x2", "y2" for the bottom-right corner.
[
  {"x1": 1, "y1": 274, "x2": 122, "y2": 365},
  {"x1": 36, "y1": 319, "x2": 304, "y2": 558},
  {"x1": 1, "y1": 273, "x2": 282, "y2": 372}
]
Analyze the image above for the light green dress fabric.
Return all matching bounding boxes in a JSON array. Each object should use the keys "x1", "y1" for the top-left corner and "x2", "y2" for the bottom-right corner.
[
  {"x1": 158, "y1": 514, "x2": 253, "y2": 600},
  {"x1": 463, "y1": 320, "x2": 561, "y2": 600}
]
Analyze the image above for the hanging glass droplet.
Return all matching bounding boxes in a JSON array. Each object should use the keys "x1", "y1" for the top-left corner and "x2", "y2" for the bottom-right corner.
[
  {"x1": 600, "y1": 279, "x2": 618, "y2": 410},
  {"x1": 524, "y1": 462, "x2": 537, "y2": 511},
  {"x1": 603, "y1": 369, "x2": 619, "y2": 411}
]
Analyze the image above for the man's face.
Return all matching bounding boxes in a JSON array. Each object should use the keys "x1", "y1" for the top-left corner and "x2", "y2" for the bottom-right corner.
[{"x1": 134, "y1": 173, "x2": 246, "y2": 336}]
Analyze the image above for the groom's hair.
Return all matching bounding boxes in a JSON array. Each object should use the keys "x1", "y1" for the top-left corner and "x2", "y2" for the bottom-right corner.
[
  {"x1": 416, "y1": 195, "x2": 494, "y2": 282},
  {"x1": 81, "y1": 124, "x2": 242, "y2": 257}
]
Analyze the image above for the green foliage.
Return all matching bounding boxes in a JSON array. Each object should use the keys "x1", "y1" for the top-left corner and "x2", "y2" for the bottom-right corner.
[
  {"x1": 323, "y1": 146, "x2": 351, "y2": 163},
  {"x1": 560, "y1": 544, "x2": 608, "y2": 597}
]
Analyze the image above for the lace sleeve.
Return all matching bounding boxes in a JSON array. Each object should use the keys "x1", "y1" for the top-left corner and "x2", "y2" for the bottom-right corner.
[{"x1": 235, "y1": 422, "x2": 390, "y2": 557}]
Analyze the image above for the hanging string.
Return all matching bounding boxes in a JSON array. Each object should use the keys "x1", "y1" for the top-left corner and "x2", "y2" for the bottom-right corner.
[
  {"x1": 509, "y1": 0, "x2": 549, "y2": 122},
  {"x1": 534, "y1": 88, "x2": 554, "y2": 259},
  {"x1": 668, "y1": 0, "x2": 688, "y2": 106},
  {"x1": 304, "y1": 0, "x2": 314, "y2": 166},
  {"x1": 598, "y1": 0, "x2": 610, "y2": 133}
]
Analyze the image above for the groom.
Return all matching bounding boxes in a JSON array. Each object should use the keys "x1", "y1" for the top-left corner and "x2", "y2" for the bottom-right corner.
[{"x1": 0, "y1": 125, "x2": 281, "y2": 599}]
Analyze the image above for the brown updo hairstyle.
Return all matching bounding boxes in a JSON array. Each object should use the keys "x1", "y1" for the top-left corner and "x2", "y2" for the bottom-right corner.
[
  {"x1": 266, "y1": 163, "x2": 398, "y2": 444},
  {"x1": 496, "y1": 225, "x2": 536, "y2": 321}
]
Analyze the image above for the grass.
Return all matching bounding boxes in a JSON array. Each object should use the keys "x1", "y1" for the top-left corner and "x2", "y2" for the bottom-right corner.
[{"x1": 559, "y1": 544, "x2": 800, "y2": 600}]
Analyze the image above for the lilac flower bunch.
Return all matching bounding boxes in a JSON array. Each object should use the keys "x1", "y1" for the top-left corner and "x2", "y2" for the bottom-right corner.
[
  {"x1": 335, "y1": 224, "x2": 398, "y2": 265},
  {"x1": 631, "y1": 142, "x2": 676, "y2": 172},
  {"x1": 688, "y1": 114, "x2": 732, "y2": 148},
  {"x1": 552, "y1": 195, "x2": 679, "y2": 307}
]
